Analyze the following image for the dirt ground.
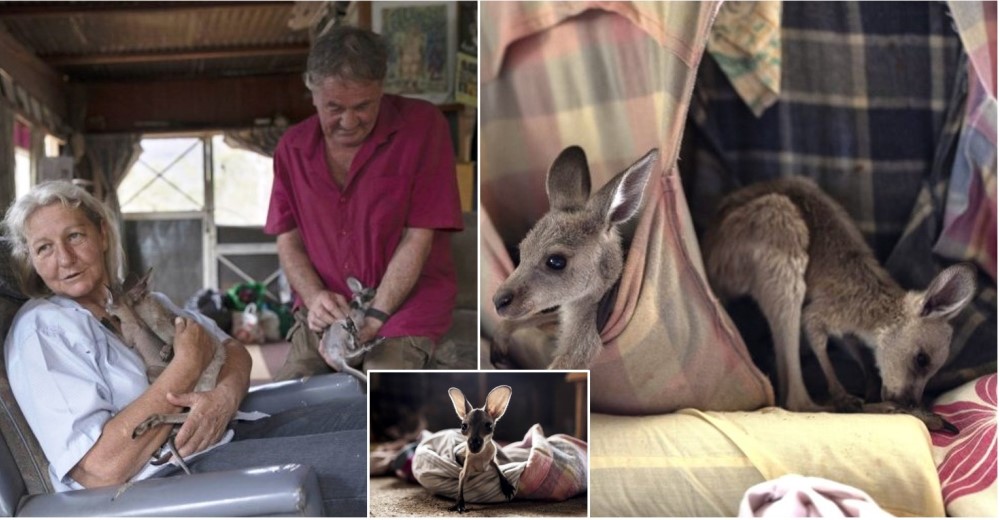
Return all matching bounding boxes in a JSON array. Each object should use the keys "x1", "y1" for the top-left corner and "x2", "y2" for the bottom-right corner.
[{"x1": 369, "y1": 476, "x2": 588, "y2": 517}]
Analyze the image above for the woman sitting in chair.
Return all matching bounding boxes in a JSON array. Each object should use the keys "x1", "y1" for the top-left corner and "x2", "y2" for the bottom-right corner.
[{"x1": 2, "y1": 181, "x2": 365, "y2": 516}]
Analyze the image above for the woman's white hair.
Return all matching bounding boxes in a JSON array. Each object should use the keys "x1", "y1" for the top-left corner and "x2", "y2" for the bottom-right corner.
[{"x1": 2, "y1": 181, "x2": 124, "y2": 297}]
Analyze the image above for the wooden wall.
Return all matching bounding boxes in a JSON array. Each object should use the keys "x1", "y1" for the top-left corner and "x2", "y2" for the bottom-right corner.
[{"x1": 80, "y1": 74, "x2": 315, "y2": 133}]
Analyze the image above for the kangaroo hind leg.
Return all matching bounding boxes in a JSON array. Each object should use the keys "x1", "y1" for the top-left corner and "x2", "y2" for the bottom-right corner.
[{"x1": 714, "y1": 194, "x2": 821, "y2": 411}]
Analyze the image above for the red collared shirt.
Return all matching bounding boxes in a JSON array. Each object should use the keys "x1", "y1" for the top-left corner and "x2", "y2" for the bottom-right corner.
[{"x1": 265, "y1": 94, "x2": 463, "y2": 342}]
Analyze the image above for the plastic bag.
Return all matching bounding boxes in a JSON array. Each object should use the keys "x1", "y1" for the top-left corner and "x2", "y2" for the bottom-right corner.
[
  {"x1": 226, "y1": 282, "x2": 266, "y2": 312},
  {"x1": 232, "y1": 303, "x2": 266, "y2": 344}
]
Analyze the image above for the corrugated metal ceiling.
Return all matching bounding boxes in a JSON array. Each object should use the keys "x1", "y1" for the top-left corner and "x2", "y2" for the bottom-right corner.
[{"x1": 0, "y1": 1, "x2": 312, "y2": 81}]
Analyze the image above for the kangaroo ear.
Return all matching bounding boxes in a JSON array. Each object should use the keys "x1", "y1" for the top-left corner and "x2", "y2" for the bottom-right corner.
[
  {"x1": 448, "y1": 387, "x2": 469, "y2": 420},
  {"x1": 122, "y1": 271, "x2": 140, "y2": 292},
  {"x1": 125, "y1": 269, "x2": 151, "y2": 299},
  {"x1": 484, "y1": 385, "x2": 512, "y2": 421},
  {"x1": 137, "y1": 268, "x2": 153, "y2": 291},
  {"x1": 347, "y1": 277, "x2": 363, "y2": 294},
  {"x1": 546, "y1": 146, "x2": 591, "y2": 211},
  {"x1": 920, "y1": 263, "x2": 977, "y2": 320},
  {"x1": 592, "y1": 149, "x2": 659, "y2": 227}
]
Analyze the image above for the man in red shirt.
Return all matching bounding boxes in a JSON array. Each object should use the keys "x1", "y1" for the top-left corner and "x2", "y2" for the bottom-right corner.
[{"x1": 265, "y1": 25, "x2": 463, "y2": 378}]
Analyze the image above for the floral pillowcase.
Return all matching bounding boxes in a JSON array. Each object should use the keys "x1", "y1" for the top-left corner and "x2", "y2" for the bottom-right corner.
[{"x1": 930, "y1": 373, "x2": 997, "y2": 517}]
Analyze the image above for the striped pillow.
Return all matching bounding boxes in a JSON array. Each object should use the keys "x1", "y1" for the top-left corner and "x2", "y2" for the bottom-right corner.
[{"x1": 931, "y1": 373, "x2": 997, "y2": 517}]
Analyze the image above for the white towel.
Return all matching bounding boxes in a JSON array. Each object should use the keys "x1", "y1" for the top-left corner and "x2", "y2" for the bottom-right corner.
[{"x1": 739, "y1": 474, "x2": 894, "y2": 517}]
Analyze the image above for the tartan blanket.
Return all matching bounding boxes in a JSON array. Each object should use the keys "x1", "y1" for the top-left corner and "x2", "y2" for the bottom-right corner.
[
  {"x1": 935, "y1": 1, "x2": 997, "y2": 282},
  {"x1": 681, "y1": 1, "x2": 997, "y2": 397},
  {"x1": 411, "y1": 424, "x2": 587, "y2": 503}
]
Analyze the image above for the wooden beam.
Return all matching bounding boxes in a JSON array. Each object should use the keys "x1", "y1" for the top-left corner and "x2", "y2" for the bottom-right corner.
[
  {"x1": 82, "y1": 74, "x2": 316, "y2": 133},
  {"x1": 0, "y1": 26, "x2": 67, "y2": 123},
  {"x1": 46, "y1": 44, "x2": 310, "y2": 67},
  {"x1": 0, "y1": 1, "x2": 294, "y2": 18},
  {"x1": 356, "y1": 1, "x2": 372, "y2": 30}
]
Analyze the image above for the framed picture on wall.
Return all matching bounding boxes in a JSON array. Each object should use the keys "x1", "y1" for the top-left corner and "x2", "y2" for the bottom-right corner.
[
  {"x1": 455, "y1": 52, "x2": 476, "y2": 106},
  {"x1": 372, "y1": 1, "x2": 456, "y2": 104}
]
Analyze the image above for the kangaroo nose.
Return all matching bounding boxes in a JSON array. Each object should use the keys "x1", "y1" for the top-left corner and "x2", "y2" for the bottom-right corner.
[
  {"x1": 469, "y1": 438, "x2": 483, "y2": 454},
  {"x1": 494, "y1": 291, "x2": 513, "y2": 312}
]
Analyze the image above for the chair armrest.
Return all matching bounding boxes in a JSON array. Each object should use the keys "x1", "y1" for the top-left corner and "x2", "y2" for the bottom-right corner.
[
  {"x1": 17, "y1": 464, "x2": 322, "y2": 517},
  {"x1": 240, "y1": 373, "x2": 361, "y2": 416}
]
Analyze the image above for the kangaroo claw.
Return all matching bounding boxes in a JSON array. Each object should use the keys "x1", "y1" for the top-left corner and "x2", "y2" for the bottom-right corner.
[
  {"x1": 500, "y1": 477, "x2": 515, "y2": 501},
  {"x1": 133, "y1": 415, "x2": 160, "y2": 439}
]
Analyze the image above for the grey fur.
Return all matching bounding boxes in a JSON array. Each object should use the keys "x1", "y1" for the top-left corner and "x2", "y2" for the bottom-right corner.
[
  {"x1": 492, "y1": 146, "x2": 659, "y2": 369},
  {"x1": 106, "y1": 269, "x2": 227, "y2": 439},
  {"x1": 703, "y1": 177, "x2": 976, "y2": 427},
  {"x1": 447, "y1": 385, "x2": 514, "y2": 513},
  {"x1": 318, "y1": 276, "x2": 383, "y2": 389}
]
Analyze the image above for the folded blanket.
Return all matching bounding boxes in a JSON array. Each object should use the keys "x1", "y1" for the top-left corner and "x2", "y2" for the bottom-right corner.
[
  {"x1": 412, "y1": 424, "x2": 587, "y2": 503},
  {"x1": 739, "y1": 474, "x2": 893, "y2": 517}
]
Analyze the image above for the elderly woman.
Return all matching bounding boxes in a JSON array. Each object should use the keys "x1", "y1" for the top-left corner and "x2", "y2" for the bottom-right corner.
[{"x1": 3, "y1": 181, "x2": 364, "y2": 516}]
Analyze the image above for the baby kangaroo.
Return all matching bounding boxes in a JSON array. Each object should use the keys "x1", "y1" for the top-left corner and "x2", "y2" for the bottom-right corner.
[
  {"x1": 106, "y1": 280, "x2": 171, "y2": 383},
  {"x1": 318, "y1": 276, "x2": 384, "y2": 388},
  {"x1": 703, "y1": 177, "x2": 976, "y2": 429},
  {"x1": 447, "y1": 385, "x2": 515, "y2": 513},
  {"x1": 106, "y1": 269, "x2": 227, "y2": 441},
  {"x1": 492, "y1": 146, "x2": 659, "y2": 369}
]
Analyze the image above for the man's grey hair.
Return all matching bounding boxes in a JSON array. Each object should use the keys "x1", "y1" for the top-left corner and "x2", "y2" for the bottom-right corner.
[
  {"x1": 305, "y1": 25, "x2": 388, "y2": 89},
  {"x1": 3, "y1": 181, "x2": 125, "y2": 297}
]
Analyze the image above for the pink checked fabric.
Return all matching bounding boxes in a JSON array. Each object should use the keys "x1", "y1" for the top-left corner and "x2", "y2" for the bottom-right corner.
[
  {"x1": 411, "y1": 424, "x2": 586, "y2": 503},
  {"x1": 935, "y1": 1, "x2": 997, "y2": 281},
  {"x1": 481, "y1": 1, "x2": 773, "y2": 414},
  {"x1": 931, "y1": 373, "x2": 998, "y2": 516}
]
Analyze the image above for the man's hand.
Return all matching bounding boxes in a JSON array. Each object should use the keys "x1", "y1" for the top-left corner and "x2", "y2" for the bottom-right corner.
[
  {"x1": 166, "y1": 386, "x2": 239, "y2": 457},
  {"x1": 357, "y1": 316, "x2": 382, "y2": 345},
  {"x1": 305, "y1": 290, "x2": 351, "y2": 332}
]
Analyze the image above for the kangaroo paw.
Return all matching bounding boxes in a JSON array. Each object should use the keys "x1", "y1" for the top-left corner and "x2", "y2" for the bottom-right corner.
[
  {"x1": 490, "y1": 325, "x2": 523, "y2": 368},
  {"x1": 490, "y1": 341, "x2": 510, "y2": 368},
  {"x1": 828, "y1": 392, "x2": 864, "y2": 413},
  {"x1": 133, "y1": 415, "x2": 162, "y2": 439},
  {"x1": 112, "y1": 481, "x2": 135, "y2": 501},
  {"x1": 449, "y1": 498, "x2": 467, "y2": 513},
  {"x1": 862, "y1": 402, "x2": 959, "y2": 435},
  {"x1": 166, "y1": 437, "x2": 192, "y2": 474},
  {"x1": 499, "y1": 475, "x2": 515, "y2": 501}
]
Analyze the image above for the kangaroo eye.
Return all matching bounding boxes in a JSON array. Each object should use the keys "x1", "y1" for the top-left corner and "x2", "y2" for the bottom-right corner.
[
  {"x1": 916, "y1": 352, "x2": 931, "y2": 369},
  {"x1": 546, "y1": 254, "x2": 567, "y2": 270},
  {"x1": 461, "y1": 423, "x2": 468, "y2": 433},
  {"x1": 485, "y1": 423, "x2": 493, "y2": 433}
]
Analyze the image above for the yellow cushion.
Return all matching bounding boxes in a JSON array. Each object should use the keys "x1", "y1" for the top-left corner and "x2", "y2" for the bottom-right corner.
[{"x1": 592, "y1": 408, "x2": 944, "y2": 517}]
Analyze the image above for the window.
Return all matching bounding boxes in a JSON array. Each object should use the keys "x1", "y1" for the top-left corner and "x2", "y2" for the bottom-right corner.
[
  {"x1": 212, "y1": 135, "x2": 273, "y2": 227},
  {"x1": 118, "y1": 135, "x2": 273, "y2": 225},
  {"x1": 44, "y1": 134, "x2": 63, "y2": 157},
  {"x1": 13, "y1": 119, "x2": 30, "y2": 199},
  {"x1": 119, "y1": 137, "x2": 205, "y2": 213}
]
